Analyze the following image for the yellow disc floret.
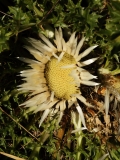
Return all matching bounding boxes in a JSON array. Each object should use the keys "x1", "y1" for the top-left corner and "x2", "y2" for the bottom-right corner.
[{"x1": 45, "y1": 53, "x2": 78, "y2": 100}]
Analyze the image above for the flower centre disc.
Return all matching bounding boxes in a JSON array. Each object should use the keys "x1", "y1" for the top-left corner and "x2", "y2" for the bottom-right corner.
[{"x1": 45, "y1": 53, "x2": 78, "y2": 100}]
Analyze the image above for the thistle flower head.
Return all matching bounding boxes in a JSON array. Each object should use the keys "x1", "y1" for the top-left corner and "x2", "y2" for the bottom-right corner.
[{"x1": 18, "y1": 28, "x2": 99, "y2": 127}]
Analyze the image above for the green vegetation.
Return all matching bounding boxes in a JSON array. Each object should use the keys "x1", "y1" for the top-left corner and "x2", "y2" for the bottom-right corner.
[{"x1": 0, "y1": 0, "x2": 120, "y2": 159}]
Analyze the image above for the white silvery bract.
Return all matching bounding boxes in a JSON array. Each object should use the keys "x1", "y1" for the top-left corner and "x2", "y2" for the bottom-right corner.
[
  {"x1": 18, "y1": 28, "x2": 99, "y2": 128},
  {"x1": 98, "y1": 153, "x2": 109, "y2": 160},
  {"x1": 71, "y1": 110, "x2": 84, "y2": 160}
]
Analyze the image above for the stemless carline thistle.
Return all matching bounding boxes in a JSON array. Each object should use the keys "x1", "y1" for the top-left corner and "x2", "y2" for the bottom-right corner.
[{"x1": 18, "y1": 28, "x2": 99, "y2": 128}]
